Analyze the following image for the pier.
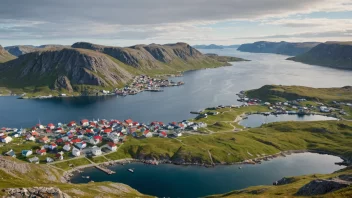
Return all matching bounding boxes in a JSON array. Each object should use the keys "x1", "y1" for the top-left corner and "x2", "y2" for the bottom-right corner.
[{"x1": 94, "y1": 165, "x2": 115, "y2": 175}]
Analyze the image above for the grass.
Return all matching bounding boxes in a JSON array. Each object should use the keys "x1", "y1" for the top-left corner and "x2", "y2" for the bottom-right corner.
[
  {"x1": 246, "y1": 85, "x2": 352, "y2": 103},
  {"x1": 52, "y1": 158, "x2": 92, "y2": 171}
]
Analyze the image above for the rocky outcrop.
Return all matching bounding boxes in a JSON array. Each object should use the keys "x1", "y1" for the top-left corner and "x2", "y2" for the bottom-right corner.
[
  {"x1": 0, "y1": 48, "x2": 133, "y2": 90},
  {"x1": 287, "y1": 42, "x2": 352, "y2": 70},
  {"x1": 274, "y1": 177, "x2": 297, "y2": 185},
  {"x1": 295, "y1": 175, "x2": 352, "y2": 196},
  {"x1": 238, "y1": 41, "x2": 320, "y2": 56},
  {"x1": 0, "y1": 45, "x2": 16, "y2": 63},
  {"x1": 54, "y1": 76, "x2": 73, "y2": 92},
  {"x1": 4, "y1": 187, "x2": 71, "y2": 198}
]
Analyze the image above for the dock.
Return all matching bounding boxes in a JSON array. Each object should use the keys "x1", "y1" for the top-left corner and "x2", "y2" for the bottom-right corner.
[{"x1": 95, "y1": 165, "x2": 115, "y2": 175}]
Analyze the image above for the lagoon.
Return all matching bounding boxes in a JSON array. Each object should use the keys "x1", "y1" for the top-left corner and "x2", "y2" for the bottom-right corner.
[
  {"x1": 239, "y1": 114, "x2": 338, "y2": 128},
  {"x1": 71, "y1": 152, "x2": 345, "y2": 197}
]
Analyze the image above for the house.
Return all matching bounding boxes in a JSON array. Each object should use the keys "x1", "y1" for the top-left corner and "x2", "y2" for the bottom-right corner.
[
  {"x1": 75, "y1": 142, "x2": 87, "y2": 149},
  {"x1": 91, "y1": 135, "x2": 103, "y2": 145},
  {"x1": 108, "y1": 132, "x2": 120, "y2": 143},
  {"x1": 63, "y1": 142, "x2": 71, "y2": 151},
  {"x1": 46, "y1": 157, "x2": 54, "y2": 163},
  {"x1": 26, "y1": 135, "x2": 36, "y2": 141},
  {"x1": 72, "y1": 147, "x2": 81, "y2": 157},
  {"x1": 124, "y1": 119, "x2": 133, "y2": 126},
  {"x1": 36, "y1": 149, "x2": 47, "y2": 156},
  {"x1": 47, "y1": 123, "x2": 55, "y2": 130},
  {"x1": 40, "y1": 136, "x2": 50, "y2": 144},
  {"x1": 143, "y1": 130, "x2": 153, "y2": 138},
  {"x1": 56, "y1": 151, "x2": 64, "y2": 160},
  {"x1": 174, "y1": 132, "x2": 182, "y2": 137},
  {"x1": 67, "y1": 121, "x2": 76, "y2": 127},
  {"x1": 1, "y1": 136, "x2": 12, "y2": 143},
  {"x1": 49, "y1": 143, "x2": 57, "y2": 150},
  {"x1": 159, "y1": 131, "x2": 167, "y2": 138},
  {"x1": 91, "y1": 146, "x2": 102, "y2": 156},
  {"x1": 5, "y1": 149, "x2": 16, "y2": 157},
  {"x1": 107, "y1": 142, "x2": 117, "y2": 151},
  {"x1": 320, "y1": 106, "x2": 330, "y2": 113},
  {"x1": 28, "y1": 156, "x2": 39, "y2": 163},
  {"x1": 103, "y1": 128, "x2": 112, "y2": 134},
  {"x1": 22, "y1": 150, "x2": 33, "y2": 157},
  {"x1": 81, "y1": 119, "x2": 89, "y2": 126}
]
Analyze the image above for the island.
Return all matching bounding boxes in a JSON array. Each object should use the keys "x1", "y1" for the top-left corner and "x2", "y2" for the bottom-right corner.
[
  {"x1": 0, "y1": 85, "x2": 351, "y2": 197},
  {"x1": 0, "y1": 42, "x2": 246, "y2": 98}
]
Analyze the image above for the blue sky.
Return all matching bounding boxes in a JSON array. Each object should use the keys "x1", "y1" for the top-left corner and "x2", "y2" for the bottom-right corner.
[{"x1": 0, "y1": 0, "x2": 351, "y2": 46}]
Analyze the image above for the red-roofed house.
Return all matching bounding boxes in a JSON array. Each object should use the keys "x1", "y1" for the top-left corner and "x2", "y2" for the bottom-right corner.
[
  {"x1": 89, "y1": 122, "x2": 96, "y2": 127},
  {"x1": 143, "y1": 130, "x2": 152, "y2": 138},
  {"x1": 81, "y1": 119, "x2": 89, "y2": 126},
  {"x1": 104, "y1": 128, "x2": 112, "y2": 133},
  {"x1": 159, "y1": 131, "x2": 167, "y2": 138},
  {"x1": 36, "y1": 149, "x2": 47, "y2": 156},
  {"x1": 31, "y1": 131, "x2": 39, "y2": 137},
  {"x1": 56, "y1": 138, "x2": 63, "y2": 144},
  {"x1": 85, "y1": 129, "x2": 93, "y2": 133},
  {"x1": 91, "y1": 135, "x2": 103, "y2": 145},
  {"x1": 40, "y1": 136, "x2": 50, "y2": 144},
  {"x1": 47, "y1": 123, "x2": 55, "y2": 130},
  {"x1": 63, "y1": 142, "x2": 71, "y2": 151},
  {"x1": 67, "y1": 121, "x2": 76, "y2": 127},
  {"x1": 71, "y1": 138, "x2": 82, "y2": 144},
  {"x1": 133, "y1": 121, "x2": 139, "y2": 126},
  {"x1": 49, "y1": 143, "x2": 57, "y2": 150},
  {"x1": 107, "y1": 142, "x2": 117, "y2": 151},
  {"x1": 124, "y1": 119, "x2": 133, "y2": 126}
]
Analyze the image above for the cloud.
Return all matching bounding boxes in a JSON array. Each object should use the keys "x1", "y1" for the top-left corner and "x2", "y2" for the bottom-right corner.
[
  {"x1": 238, "y1": 30, "x2": 352, "y2": 39},
  {"x1": 0, "y1": 0, "x2": 351, "y2": 44}
]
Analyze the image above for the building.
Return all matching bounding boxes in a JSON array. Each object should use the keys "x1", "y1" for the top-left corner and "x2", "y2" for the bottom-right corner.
[
  {"x1": 22, "y1": 150, "x2": 33, "y2": 157},
  {"x1": 72, "y1": 147, "x2": 81, "y2": 157},
  {"x1": 143, "y1": 130, "x2": 153, "y2": 138},
  {"x1": 1, "y1": 136, "x2": 12, "y2": 143},
  {"x1": 107, "y1": 142, "x2": 117, "y2": 151},
  {"x1": 28, "y1": 156, "x2": 39, "y2": 163},
  {"x1": 63, "y1": 142, "x2": 71, "y2": 151},
  {"x1": 91, "y1": 146, "x2": 102, "y2": 156},
  {"x1": 80, "y1": 119, "x2": 89, "y2": 126},
  {"x1": 159, "y1": 131, "x2": 167, "y2": 138},
  {"x1": 36, "y1": 149, "x2": 47, "y2": 156},
  {"x1": 40, "y1": 136, "x2": 50, "y2": 144},
  {"x1": 47, "y1": 123, "x2": 55, "y2": 130},
  {"x1": 5, "y1": 149, "x2": 16, "y2": 157}
]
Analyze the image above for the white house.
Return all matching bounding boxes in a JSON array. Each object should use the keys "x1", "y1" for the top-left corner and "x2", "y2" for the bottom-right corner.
[
  {"x1": 107, "y1": 142, "x2": 117, "y2": 151},
  {"x1": 63, "y1": 142, "x2": 71, "y2": 151},
  {"x1": 26, "y1": 135, "x2": 36, "y2": 141},
  {"x1": 174, "y1": 132, "x2": 182, "y2": 137},
  {"x1": 91, "y1": 146, "x2": 102, "y2": 156},
  {"x1": 47, "y1": 123, "x2": 55, "y2": 130},
  {"x1": 1, "y1": 136, "x2": 12, "y2": 143},
  {"x1": 22, "y1": 150, "x2": 33, "y2": 157},
  {"x1": 159, "y1": 131, "x2": 167, "y2": 138},
  {"x1": 143, "y1": 130, "x2": 153, "y2": 138},
  {"x1": 72, "y1": 147, "x2": 81, "y2": 157},
  {"x1": 28, "y1": 156, "x2": 39, "y2": 164},
  {"x1": 108, "y1": 132, "x2": 120, "y2": 143}
]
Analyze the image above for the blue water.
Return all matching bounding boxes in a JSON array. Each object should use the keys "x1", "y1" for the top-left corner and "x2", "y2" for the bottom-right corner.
[
  {"x1": 0, "y1": 49, "x2": 351, "y2": 127},
  {"x1": 240, "y1": 114, "x2": 338, "y2": 128},
  {"x1": 71, "y1": 153, "x2": 345, "y2": 197}
]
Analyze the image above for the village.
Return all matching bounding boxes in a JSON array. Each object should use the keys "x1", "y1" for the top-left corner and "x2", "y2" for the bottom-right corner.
[{"x1": 0, "y1": 117, "x2": 207, "y2": 165}]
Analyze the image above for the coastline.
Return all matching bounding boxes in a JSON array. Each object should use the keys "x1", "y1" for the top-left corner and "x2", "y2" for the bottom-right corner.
[{"x1": 62, "y1": 149, "x2": 350, "y2": 183}]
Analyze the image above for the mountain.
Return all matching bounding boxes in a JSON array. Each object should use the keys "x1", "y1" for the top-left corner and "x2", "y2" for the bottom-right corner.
[
  {"x1": 0, "y1": 42, "x2": 243, "y2": 95},
  {"x1": 71, "y1": 42, "x2": 221, "y2": 70},
  {"x1": 237, "y1": 41, "x2": 320, "y2": 56},
  {"x1": 5, "y1": 45, "x2": 67, "y2": 57},
  {"x1": 0, "y1": 45, "x2": 16, "y2": 63},
  {"x1": 0, "y1": 48, "x2": 134, "y2": 92},
  {"x1": 287, "y1": 42, "x2": 352, "y2": 70},
  {"x1": 193, "y1": 44, "x2": 240, "y2": 49}
]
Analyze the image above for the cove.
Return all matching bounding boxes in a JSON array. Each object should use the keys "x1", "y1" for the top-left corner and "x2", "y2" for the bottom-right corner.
[
  {"x1": 70, "y1": 153, "x2": 345, "y2": 197},
  {"x1": 239, "y1": 114, "x2": 338, "y2": 128}
]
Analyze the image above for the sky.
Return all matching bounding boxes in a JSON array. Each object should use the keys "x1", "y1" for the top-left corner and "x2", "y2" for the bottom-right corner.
[{"x1": 0, "y1": 0, "x2": 351, "y2": 47}]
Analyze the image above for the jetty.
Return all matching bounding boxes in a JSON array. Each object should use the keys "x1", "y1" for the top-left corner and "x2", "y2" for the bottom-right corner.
[{"x1": 95, "y1": 165, "x2": 115, "y2": 175}]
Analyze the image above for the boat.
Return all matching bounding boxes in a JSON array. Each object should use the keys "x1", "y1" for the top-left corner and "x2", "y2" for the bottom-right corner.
[
  {"x1": 238, "y1": 166, "x2": 242, "y2": 169},
  {"x1": 128, "y1": 168, "x2": 134, "y2": 173},
  {"x1": 82, "y1": 176, "x2": 90, "y2": 179}
]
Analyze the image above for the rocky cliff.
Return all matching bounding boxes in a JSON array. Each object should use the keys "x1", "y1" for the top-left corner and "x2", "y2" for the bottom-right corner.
[
  {"x1": 5, "y1": 45, "x2": 67, "y2": 57},
  {"x1": 72, "y1": 42, "x2": 219, "y2": 69},
  {"x1": 238, "y1": 41, "x2": 320, "y2": 56},
  {"x1": 287, "y1": 42, "x2": 352, "y2": 70},
  {"x1": 0, "y1": 45, "x2": 16, "y2": 63},
  {"x1": 0, "y1": 48, "x2": 133, "y2": 91}
]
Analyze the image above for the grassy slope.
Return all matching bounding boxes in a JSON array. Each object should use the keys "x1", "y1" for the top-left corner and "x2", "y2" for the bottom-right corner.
[
  {"x1": 246, "y1": 85, "x2": 352, "y2": 103},
  {"x1": 206, "y1": 167, "x2": 352, "y2": 198}
]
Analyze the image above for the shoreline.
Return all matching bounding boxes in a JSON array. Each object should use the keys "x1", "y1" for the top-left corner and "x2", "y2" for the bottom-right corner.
[{"x1": 62, "y1": 149, "x2": 350, "y2": 183}]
